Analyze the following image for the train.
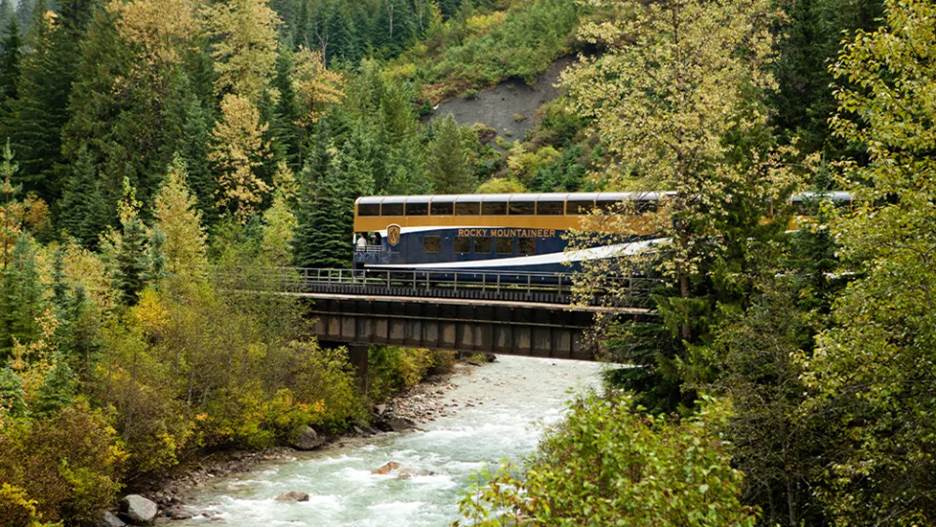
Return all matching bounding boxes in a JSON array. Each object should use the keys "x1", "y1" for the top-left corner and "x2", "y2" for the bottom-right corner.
[{"x1": 352, "y1": 191, "x2": 852, "y2": 275}]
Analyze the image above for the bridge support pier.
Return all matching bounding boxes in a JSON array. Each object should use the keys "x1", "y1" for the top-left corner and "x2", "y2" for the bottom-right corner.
[{"x1": 347, "y1": 344, "x2": 369, "y2": 396}]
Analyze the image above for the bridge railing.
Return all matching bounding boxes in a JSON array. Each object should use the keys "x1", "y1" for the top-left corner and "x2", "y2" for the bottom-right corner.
[{"x1": 260, "y1": 267, "x2": 659, "y2": 307}]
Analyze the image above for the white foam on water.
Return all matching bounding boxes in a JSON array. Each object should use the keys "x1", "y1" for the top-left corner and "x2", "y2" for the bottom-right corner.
[{"x1": 171, "y1": 356, "x2": 603, "y2": 527}]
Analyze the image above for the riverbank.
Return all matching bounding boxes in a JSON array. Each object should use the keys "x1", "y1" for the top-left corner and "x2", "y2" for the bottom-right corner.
[
  {"x1": 129, "y1": 359, "x2": 486, "y2": 522},
  {"x1": 166, "y1": 356, "x2": 603, "y2": 527}
]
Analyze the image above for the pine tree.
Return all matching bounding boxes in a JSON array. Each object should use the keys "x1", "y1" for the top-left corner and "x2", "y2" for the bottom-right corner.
[
  {"x1": 7, "y1": 0, "x2": 94, "y2": 203},
  {"x1": 427, "y1": 114, "x2": 475, "y2": 193},
  {"x1": 271, "y1": 48, "x2": 303, "y2": 171},
  {"x1": 0, "y1": 16, "x2": 21, "y2": 104},
  {"x1": 114, "y1": 179, "x2": 150, "y2": 305},
  {"x1": 294, "y1": 139, "x2": 368, "y2": 268},
  {"x1": 0, "y1": 366, "x2": 26, "y2": 416},
  {"x1": 34, "y1": 353, "x2": 77, "y2": 415},
  {"x1": 0, "y1": 0, "x2": 13, "y2": 29},
  {"x1": 57, "y1": 145, "x2": 110, "y2": 247},
  {"x1": 15, "y1": 0, "x2": 34, "y2": 29},
  {"x1": 0, "y1": 234, "x2": 44, "y2": 355}
]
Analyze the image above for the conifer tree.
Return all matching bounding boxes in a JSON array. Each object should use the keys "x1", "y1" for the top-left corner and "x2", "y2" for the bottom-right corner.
[
  {"x1": 427, "y1": 115, "x2": 475, "y2": 193},
  {"x1": 114, "y1": 179, "x2": 149, "y2": 305},
  {"x1": 57, "y1": 145, "x2": 109, "y2": 247},
  {"x1": 0, "y1": 16, "x2": 21, "y2": 104},
  {"x1": 294, "y1": 139, "x2": 370, "y2": 268},
  {"x1": 0, "y1": 234, "x2": 44, "y2": 355},
  {"x1": 8, "y1": 0, "x2": 94, "y2": 202},
  {"x1": 260, "y1": 162, "x2": 298, "y2": 266},
  {"x1": 0, "y1": 366, "x2": 26, "y2": 416},
  {"x1": 0, "y1": 0, "x2": 13, "y2": 29},
  {"x1": 34, "y1": 353, "x2": 77, "y2": 415}
]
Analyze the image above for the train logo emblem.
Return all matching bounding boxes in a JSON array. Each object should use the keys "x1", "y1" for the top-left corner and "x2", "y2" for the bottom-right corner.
[{"x1": 387, "y1": 224, "x2": 401, "y2": 246}]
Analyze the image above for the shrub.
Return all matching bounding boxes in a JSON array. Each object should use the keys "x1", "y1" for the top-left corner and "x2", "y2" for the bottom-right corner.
[
  {"x1": 458, "y1": 393, "x2": 758, "y2": 526},
  {"x1": 0, "y1": 401, "x2": 126, "y2": 524}
]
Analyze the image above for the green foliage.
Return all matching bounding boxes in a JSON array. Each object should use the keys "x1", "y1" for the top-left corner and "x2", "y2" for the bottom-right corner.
[
  {"x1": 0, "y1": 235, "x2": 45, "y2": 355},
  {"x1": 0, "y1": 16, "x2": 21, "y2": 104},
  {"x1": 0, "y1": 400, "x2": 125, "y2": 525},
  {"x1": 801, "y1": 1, "x2": 936, "y2": 523},
  {"x1": 426, "y1": 114, "x2": 477, "y2": 193},
  {"x1": 367, "y1": 346, "x2": 440, "y2": 402},
  {"x1": 405, "y1": 0, "x2": 581, "y2": 101},
  {"x1": 0, "y1": 366, "x2": 26, "y2": 416},
  {"x1": 33, "y1": 354, "x2": 77, "y2": 416},
  {"x1": 458, "y1": 393, "x2": 757, "y2": 526},
  {"x1": 771, "y1": 0, "x2": 883, "y2": 155}
]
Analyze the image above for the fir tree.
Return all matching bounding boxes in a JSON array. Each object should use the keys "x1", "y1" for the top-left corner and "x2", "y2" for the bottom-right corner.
[
  {"x1": 294, "y1": 139, "x2": 368, "y2": 268},
  {"x1": 57, "y1": 145, "x2": 110, "y2": 247},
  {"x1": 114, "y1": 179, "x2": 149, "y2": 305},
  {"x1": 34, "y1": 353, "x2": 77, "y2": 415},
  {"x1": 7, "y1": 0, "x2": 94, "y2": 203},
  {"x1": 427, "y1": 114, "x2": 475, "y2": 193},
  {"x1": 0, "y1": 16, "x2": 21, "y2": 104},
  {"x1": 0, "y1": 366, "x2": 26, "y2": 416},
  {"x1": 0, "y1": 234, "x2": 44, "y2": 355}
]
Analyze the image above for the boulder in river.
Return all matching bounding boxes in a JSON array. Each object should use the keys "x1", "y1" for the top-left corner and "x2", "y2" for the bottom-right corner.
[
  {"x1": 99, "y1": 511, "x2": 126, "y2": 527},
  {"x1": 119, "y1": 494, "x2": 158, "y2": 524},
  {"x1": 372, "y1": 461, "x2": 401, "y2": 475},
  {"x1": 290, "y1": 426, "x2": 326, "y2": 451},
  {"x1": 275, "y1": 491, "x2": 310, "y2": 502}
]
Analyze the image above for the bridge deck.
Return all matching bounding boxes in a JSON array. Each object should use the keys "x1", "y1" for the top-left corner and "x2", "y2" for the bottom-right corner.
[{"x1": 283, "y1": 291, "x2": 652, "y2": 315}]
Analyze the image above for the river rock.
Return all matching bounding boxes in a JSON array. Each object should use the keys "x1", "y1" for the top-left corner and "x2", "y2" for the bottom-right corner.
[
  {"x1": 374, "y1": 403, "x2": 387, "y2": 415},
  {"x1": 99, "y1": 511, "x2": 126, "y2": 527},
  {"x1": 275, "y1": 491, "x2": 310, "y2": 502},
  {"x1": 119, "y1": 494, "x2": 158, "y2": 524},
  {"x1": 291, "y1": 426, "x2": 326, "y2": 451},
  {"x1": 372, "y1": 461, "x2": 400, "y2": 475},
  {"x1": 387, "y1": 416, "x2": 415, "y2": 432}
]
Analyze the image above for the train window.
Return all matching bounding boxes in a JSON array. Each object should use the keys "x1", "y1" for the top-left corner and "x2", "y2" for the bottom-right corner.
[
  {"x1": 455, "y1": 202, "x2": 480, "y2": 215},
  {"x1": 537, "y1": 201, "x2": 564, "y2": 215},
  {"x1": 482, "y1": 201, "x2": 508, "y2": 215},
  {"x1": 431, "y1": 201, "x2": 454, "y2": 215},
  {"x1": 454, "y1": 237, "x2": 472, "y2": 254},
  {"x1": 382, "y1": 202, "x2": 403, "y2": 216},
  {"x1": 496, "y1": 238, "x2": 513, "y2": 254},
  {"x1": 509, "y1": 201, "x2": 536, "y2": 215},
  {"x1": 423, "y1": 236, "x2": 441, "y2": 253},
  {"x1": 519, "y1": 238, "x2": 535, "y2": 255},
  {"x1": 358, "y1": 203, "x2": 380, "y2": 216},
  {"x1": 475, "y1": 237, "x2": 493, "y2": 253},
  {"x1": 567, "y1": 200, "x2": 595, "y2": 214},
  {"x1": 406, "y1": 202, "x2": 429, "y2": 216}
]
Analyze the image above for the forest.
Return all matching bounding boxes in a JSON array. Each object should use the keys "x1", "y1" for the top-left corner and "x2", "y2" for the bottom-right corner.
[{"x1": 0, "y1": 0, "x2": 933, "y2": 525}]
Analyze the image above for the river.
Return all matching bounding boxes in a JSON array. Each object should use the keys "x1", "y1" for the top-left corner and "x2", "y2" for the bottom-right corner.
[{"x1": 172, "y1": 355, "x2": 603, "y2": 526}]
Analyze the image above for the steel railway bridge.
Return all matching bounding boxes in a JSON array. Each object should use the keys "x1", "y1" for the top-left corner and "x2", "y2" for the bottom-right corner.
[{"x1": 249, "y1": 268, "x2": 657, "y2": 370}]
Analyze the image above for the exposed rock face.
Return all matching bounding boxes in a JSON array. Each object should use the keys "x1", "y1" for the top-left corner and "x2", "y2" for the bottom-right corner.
[
  {"x1": 372, "y1": 461, "x2": 401, "y2": 475},
  {"x1": 275, "y1": 491, "x2": 310, "y2": 502},
  {"x1": 120, "y1": 494, "x2": 158, "y2": 524},
  {"x1": 99, "y1": 511, "x2": 126, "y2": 527},
  {"x1": 290, "y1": 426, "x2": 326, "y2": 451}
]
